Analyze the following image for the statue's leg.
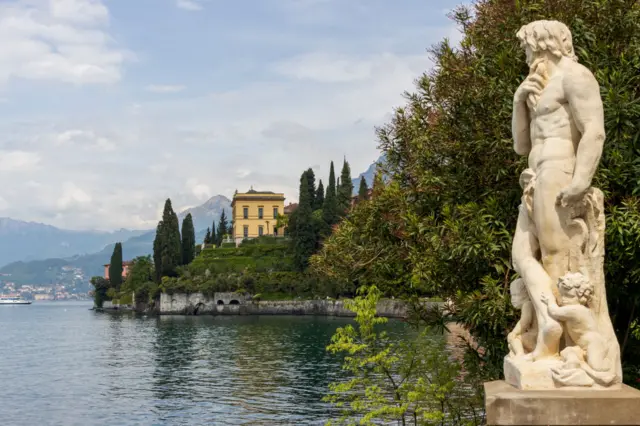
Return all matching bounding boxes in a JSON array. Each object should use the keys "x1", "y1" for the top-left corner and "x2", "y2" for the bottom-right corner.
[
  {"x1": 585, "y1": 342, "x2": 609, "y2": 372},
  {"x1": 533, "y1": 167, "x2": 573, "y2": 295},
  {"x1": 512, "y1": 204, "x2": 563, "y2": 359}
]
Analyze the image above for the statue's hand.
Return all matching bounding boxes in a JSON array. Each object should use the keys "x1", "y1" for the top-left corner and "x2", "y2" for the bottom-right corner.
[
  {"x1": 556, "y1": 184, "x2": 586, "y2": 207},
  {"x1": 541, "y1": 293, "x2": 549, "y2": 305},
  {"x1": 514, "y1": 74, "x2": 545, "y2": 103}
]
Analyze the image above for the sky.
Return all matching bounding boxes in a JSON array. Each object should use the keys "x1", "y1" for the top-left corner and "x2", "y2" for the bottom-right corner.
[{"x1": 0, "y1": 0, "x2": 465, "y2": 231}]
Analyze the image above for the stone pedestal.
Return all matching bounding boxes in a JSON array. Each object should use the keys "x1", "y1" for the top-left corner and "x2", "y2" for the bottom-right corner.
[{"x1": 484, "y1": 380, "x2": 640, "y2": 425}]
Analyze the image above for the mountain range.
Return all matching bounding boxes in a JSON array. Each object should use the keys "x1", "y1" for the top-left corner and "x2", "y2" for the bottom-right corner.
[
  {"x1": 0, "y1": 196, "x2": 232, "y2": 282},
  {"x1": 0, "y1": 157, "x2": 383, "y2": 284},
  {"x1": 351, "y1": 154, "x2": 385, "y2": 193},
  {"x1": 0, "y1": 218, "x2": 148, "y2": 268}
]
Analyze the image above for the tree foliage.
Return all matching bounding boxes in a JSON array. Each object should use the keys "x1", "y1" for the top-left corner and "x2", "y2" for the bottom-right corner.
[
  {"x1": 216, "y1": 210, "x2": 229, "y2": 247},
  {"x1": 316, "y1": 179, "x2": 325, "y2": 210},
  {"x1": 292, "y1": 171, "x2": 317, "y2": 271},
  {"x1": 306, "y1": 168, "x2": 316, "y2": 209},
  {"x1": 314, "y1": 0, "x2": 640, "y2": 385},
  {"x1": 323, "y1": 161, "x2": 339, "y2": 227},
  {"x1": 121, "y1": 256, "x2": 158, "y2": 303},
  {"x1": 108, "y1": 242, "x2": 123, "y2": 290},
  {"x1": 90, "y1": 276, "x2": 110, "y2": 308},
  {"x1": 153, "y1": 199, "x2": 182, "y2": 281},
  {"x1": 358, "y1": 176, "x2": 369, "y2": 203},
  {"x1": 337, "y1": 159, "x2": 354, "y2": 214},
  {"x1": 181, "y1": 213, "x2": 196, "y2": 265},
  {"x1": 324, "y1": 286, "x2": 483, "y2": 425}
]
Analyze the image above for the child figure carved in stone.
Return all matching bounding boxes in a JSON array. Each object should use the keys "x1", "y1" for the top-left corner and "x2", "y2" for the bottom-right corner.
[
  {"x1": 507, "y1": 278, "x2": 537, "y2": 357},
  {"x1": 541, "y1": 272, "x2": 617, "y2": 385}
]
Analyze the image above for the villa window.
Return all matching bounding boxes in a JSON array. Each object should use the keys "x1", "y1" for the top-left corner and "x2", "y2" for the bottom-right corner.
[
  {"x1": 243, "y1": 226, "x2": 249, "y2": 238},
  {"x1": 273, "y1": 207, "x2": 278, "y2": 219},
  {"x1": 258, "y1": 226, "x2": 264, "y2": 237},
  {"x1": 243, "y1": 207, "x2": 248, "y2": 219},
  {"x1": 258, "y1": 207, "x2": 264, "y2": 219}
]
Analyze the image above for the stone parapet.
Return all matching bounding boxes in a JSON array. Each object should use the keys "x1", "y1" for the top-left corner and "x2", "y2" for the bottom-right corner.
[
  {"x1": 156, "y1": 293, "x2": 439, "y2": 318},
  {"x1": 484, "y1": 380, "x2": 640, "y2": 425}
]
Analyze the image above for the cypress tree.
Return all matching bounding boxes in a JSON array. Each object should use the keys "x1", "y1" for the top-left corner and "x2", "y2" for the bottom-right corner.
[
  {"x1": 315, "y1": 179, "x2": 325, "y2": 210},
  {"x1": 216, "y1": 210, "x2": 228, "y2": 246},
  {"x1": 211, "y1": 221, "x2": 216, "y2": 245},
  {"x1": 322, "y1": 161, "x2": 338, "y2": 226},
  {"x1": 292, "y1": 172, "x2": 316, "y2": 271},
  {"x1": 181, "y1": 213, "x2": 196, "y2": 265},
  {"x1": 306, "y1": 168, "x2": 316, "y2": 208},
  {"x1": 358, "y1": 176, "x2": 369, "y2": 203},
  {"x1": 337, "y1": 159, "x2": 353, "y2": 214},
  {"x1": 158, "y1": 198, "x2": 182, "y2": 278},
  {"x1": 108, "y1": 242, "x2": 123, "y2": 290},
  {"x1": 153, "y1": 222, "x2": 162, "y2": 282},
  {"x1": 227, "y1": 220, "x2": 234, "y2": 238},
  {"x1": 372, "y1": 171, "x2": 384, "y2": 194},
  {"x1": 204, "y1": 227, "x2": 211, "y2": 244}
]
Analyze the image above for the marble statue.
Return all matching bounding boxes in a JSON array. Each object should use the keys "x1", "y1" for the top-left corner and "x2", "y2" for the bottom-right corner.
[
  {"x1": 505, "y1": 20, "x2": 622, "y2": 389},
  {"x1": 507, "y1": 278, "x2": 537, "y2": 357}
]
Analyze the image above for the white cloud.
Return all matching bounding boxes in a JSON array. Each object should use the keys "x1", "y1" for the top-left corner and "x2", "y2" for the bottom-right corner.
[
  {"x1": 0, "y1": 150, "x2": 41, "y2": 172},
  {"x1": 56, "y1": 182, "x2": 92, "y2": 210},
  {"x1": 0, "y1": 0, "x2": 459, "y2": 231},
  {"x1": 145, "y1": 84, "x2": 186, "y2": 93},
  {"x1": 271, "y1": 52, "x2": 374, "y2": 82},
  {"x1": 271, "y1": 52, "x2": 427, "y2": 84},
  {"x1": 0, "y1": 0, "x2": 128, "y2": 86},
  {"x1": 0, "y1": 49, "x2": 428, "y2": 229},
  {"x1": 54, "y1": 129, "x2": 116, "y2": 151},
  {"x1": 176, "y1": 0, "x2": 203, "y2": 11},
  {"x1": 49, "y1": 0, "x2": 109, "y2": 25},
  {"x1": 236, "y1": 169, "x2": 251, "y2": 179},
  {"x1": 186, "y1": 179, "x2": 211, "y2": 200},
  {"x1": 0, "y1": 195, "x2": 7, "y2": 210}
]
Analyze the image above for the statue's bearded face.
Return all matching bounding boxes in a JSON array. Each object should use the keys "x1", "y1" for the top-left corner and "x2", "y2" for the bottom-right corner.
[{"x1": 524, "y1": 45, "x2": 535, "y2": 67}]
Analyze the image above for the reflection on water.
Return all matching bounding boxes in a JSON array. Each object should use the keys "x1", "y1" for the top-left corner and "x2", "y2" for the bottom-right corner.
[{"x1": 0, "y1": 302, "x2": 416, "y2": 425}]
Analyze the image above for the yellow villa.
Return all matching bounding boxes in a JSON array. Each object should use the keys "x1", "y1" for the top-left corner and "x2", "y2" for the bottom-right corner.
[{"x1": 231, "y1": 188, "x2": 285, "y2": 245}]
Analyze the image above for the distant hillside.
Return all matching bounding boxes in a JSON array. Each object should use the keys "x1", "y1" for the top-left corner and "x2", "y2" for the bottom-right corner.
[
  {"x1": 351, "y1": 154, "x2": 386, "y2": 194},
  {"x1": 0, "y1": 218, "x2": 147, "y2": 268},
  {"x1": 0, "y1": 196, "x2": 230, "y2": 284},
  {"x1": 179, "y1": 195, "x2": 232, "y2": 232}
]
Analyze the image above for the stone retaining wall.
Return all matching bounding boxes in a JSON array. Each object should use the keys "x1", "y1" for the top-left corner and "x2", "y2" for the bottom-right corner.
[{"x1": 157, "y1": 293, "x2": 438, "y2": 318}]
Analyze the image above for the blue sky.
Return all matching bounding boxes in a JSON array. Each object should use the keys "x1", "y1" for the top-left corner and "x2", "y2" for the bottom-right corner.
[{"x1": 0, "y1": 0, "x2": 464, "y2": 230}]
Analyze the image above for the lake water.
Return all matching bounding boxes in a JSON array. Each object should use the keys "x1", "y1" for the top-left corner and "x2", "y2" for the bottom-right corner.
[{"x1": 0, "y1": 301, "x2": 414, "y2": 425}]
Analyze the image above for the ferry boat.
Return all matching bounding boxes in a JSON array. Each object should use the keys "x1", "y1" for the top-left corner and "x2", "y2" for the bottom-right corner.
[{"x1": 0, "y1": 296, "x2": 32, "y2": 305}]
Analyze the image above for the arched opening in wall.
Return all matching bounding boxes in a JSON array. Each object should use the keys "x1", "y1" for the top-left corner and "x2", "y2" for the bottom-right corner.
[
  {"x1": 217, "y1": 300, "x2": 224, "y2": 305},
  {"x1": 229, "y1": 300, "x2": 240, "y2": 305},
  {"x1": 193, "y1": 302, "x2": 205, "y2": 316}
]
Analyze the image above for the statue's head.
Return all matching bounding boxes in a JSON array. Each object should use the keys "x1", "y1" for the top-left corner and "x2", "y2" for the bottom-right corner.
[
  {"x1": 510, "y1": 278, "x2": 529, "y2": 309},
  {"x1": 516, "y1": 20, "x2": 577, "y2": 66},
  {"x1": 558, "y1": 272, "x2": 593, "y2": 306}
]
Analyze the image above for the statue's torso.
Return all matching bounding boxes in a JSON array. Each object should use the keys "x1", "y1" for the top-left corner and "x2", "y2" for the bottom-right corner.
[{"x1": 527, "y1": 70, "x2": 580, "y2": 175}]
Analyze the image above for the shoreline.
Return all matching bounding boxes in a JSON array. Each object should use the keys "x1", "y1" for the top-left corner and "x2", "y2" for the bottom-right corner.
[{"x1": 98, "y1": 292, "x2": 444, "y2": 319}]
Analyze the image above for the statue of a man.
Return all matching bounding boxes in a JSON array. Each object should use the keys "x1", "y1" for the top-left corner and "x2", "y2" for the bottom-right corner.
[{"x1": 510, "y1": 20, "x2": 606, "y2": 361}]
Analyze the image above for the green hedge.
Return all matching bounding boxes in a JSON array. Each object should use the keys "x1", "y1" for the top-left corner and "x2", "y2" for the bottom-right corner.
[{"x1": 160, "y1": 271, "x2": 343, "y2": 298}]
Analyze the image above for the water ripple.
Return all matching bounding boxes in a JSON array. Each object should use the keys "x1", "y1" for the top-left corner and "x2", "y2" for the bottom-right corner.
[{"x1": 0, "y1": 302, "x2": 413, "y2": 425}]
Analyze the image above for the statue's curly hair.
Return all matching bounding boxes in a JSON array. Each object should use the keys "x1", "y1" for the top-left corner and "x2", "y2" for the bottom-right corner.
[
  {"x1": 560, "y1": 272, "x2": 594, "y2": 305},
  {"x1": 516, "y1": 20, "x2": 578, "y2": 62}
]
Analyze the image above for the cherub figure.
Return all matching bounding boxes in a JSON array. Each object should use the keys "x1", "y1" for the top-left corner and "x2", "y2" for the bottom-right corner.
[
  {"x1": 507, "y1": 278, "x2": 537, "y2": 357},
  {"x1": 541, "y1": 272, "x2": 614, "y2": 383}
]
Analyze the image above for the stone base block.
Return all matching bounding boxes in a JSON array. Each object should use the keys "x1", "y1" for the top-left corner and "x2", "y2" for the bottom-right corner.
[
  {"x1": 504, "y1": 356, "x2": 562, "y2": 390},
  {"x1": 484, "y1": 380, "x2": 640, "y2": 425}
]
